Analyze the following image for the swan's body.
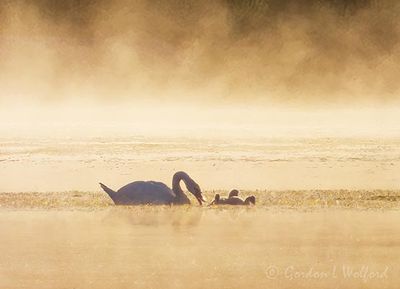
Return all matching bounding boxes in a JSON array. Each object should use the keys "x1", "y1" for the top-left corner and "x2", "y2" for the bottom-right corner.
[
  {"x1": 210, "y1": 190, "x2": 255, "y2": 206},
  {"x1": 100, "y1": 171, "x2": 205, "y2": 205}
]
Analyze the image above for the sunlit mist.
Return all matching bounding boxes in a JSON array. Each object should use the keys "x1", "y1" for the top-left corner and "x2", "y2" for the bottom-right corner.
[{"x1": 2, "y1": 3, "x2": 400, "y2": 289}]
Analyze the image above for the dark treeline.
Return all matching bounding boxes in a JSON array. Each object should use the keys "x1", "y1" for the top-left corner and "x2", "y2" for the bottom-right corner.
[{"x1": 0, "y1": 0, "x2": 387, "y2": 22}]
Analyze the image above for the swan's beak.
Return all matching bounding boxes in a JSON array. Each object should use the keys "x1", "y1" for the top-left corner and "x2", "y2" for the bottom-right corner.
[{"x1": 196, "y1": 194, "x2": 207, "y2": 206}]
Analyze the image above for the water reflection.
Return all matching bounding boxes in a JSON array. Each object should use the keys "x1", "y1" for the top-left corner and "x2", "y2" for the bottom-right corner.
[
  {"x1": 1, "y1": 209, "x2": 400, "y2": 289},
  {"x1": 103, "y1": 206, "x2": 205, "y2": 228}
]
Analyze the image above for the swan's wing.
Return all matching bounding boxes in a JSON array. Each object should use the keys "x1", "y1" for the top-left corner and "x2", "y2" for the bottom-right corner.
[
  {"x1": 117, "y1": 181, "x2": 175, "y2": 204},
  {"x1": 146, "y1": 181, "x2": 177, "y2": 198}
]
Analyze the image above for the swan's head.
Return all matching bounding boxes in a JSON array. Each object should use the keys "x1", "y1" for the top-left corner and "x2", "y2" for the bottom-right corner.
[{"x1": 187, "y1": 180, "x2": 206, "y2": 205}]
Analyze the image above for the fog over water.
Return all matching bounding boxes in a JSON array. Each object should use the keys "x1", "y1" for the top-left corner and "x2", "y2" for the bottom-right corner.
[
  {"x1": 2, "y1": 4, "x2": 400, "y2": 289},
  {"x1": 1, "y1": 0, "x2": 400, "y2": 191},
  {"x1": 1, "y1": 0, "x2": 400, "y2": 106}
]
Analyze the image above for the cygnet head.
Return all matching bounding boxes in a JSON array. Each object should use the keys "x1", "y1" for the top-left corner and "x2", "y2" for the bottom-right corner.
[
  {"x1": 244, "y1": 196, "x2": 256, "y2": 205},
  {"x1": 228, "y1": 189, "x2": 239, "y2": 198}
]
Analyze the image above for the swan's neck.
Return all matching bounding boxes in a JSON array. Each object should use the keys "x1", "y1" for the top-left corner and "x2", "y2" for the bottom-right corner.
[{"x1": 172, "y1": 171, "x2": 191, "y2": 199}]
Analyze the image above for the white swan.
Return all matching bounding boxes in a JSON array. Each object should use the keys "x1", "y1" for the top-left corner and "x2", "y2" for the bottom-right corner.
[{"x1": 99, "y1": 171, "x2": 205, "y2": 205}]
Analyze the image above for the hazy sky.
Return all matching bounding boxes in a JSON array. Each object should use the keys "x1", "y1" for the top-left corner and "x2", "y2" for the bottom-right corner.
[{"x1": 1, "y1": 0, "x2": 400, "y2": 108}]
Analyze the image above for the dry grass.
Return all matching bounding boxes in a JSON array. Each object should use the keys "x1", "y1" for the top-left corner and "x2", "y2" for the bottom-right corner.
[{"x1": 1, "y1": 190, "x2": 400, "y2": 210}]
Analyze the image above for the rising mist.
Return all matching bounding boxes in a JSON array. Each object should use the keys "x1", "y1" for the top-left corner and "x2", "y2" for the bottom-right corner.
[{"x1": 1, "y1": 0, "x2": 400, "y2": 105}]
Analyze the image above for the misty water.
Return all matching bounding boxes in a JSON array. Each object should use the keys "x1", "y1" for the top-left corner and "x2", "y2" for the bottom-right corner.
[
  {"x1": 1, "y1": 133, "x2": 399, "y2": 288},
  {"x1": 1, "y1": 135, "x2": 399, "y2": 191},
  {"x1": 1, "y1": 207, "x2": 400, "y2": 289},
  {"x1": 1, "y1": 135, "x2": 400, "y2": 289},
  {"x1": 2, "y1": 0, "x2": 400, "y2": 288}
]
